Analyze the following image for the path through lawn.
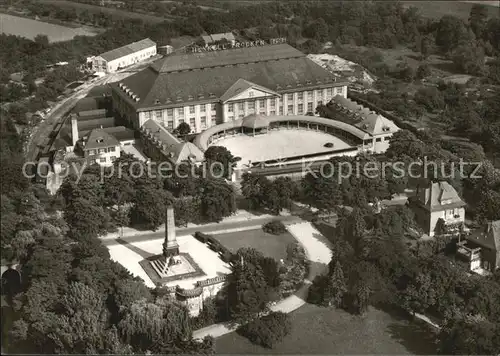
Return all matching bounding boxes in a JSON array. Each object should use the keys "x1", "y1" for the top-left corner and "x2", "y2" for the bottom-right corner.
[{"x1": 216, "y1": 304, "x2": 438, "y2": 354}]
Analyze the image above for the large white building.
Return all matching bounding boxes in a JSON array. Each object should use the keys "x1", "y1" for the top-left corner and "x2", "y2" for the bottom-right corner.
[
  {"x1": 92, "y1": 38, "x2": 157, "y2": 74},
  {"x1": 110, "y1": 43, "x2": 349, "y2": 134}
]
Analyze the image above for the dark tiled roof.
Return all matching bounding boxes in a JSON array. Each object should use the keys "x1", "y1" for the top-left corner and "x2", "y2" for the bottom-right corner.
[
  {"x1": 104, "y1": 126, "x2": 136, "y2": 142},
  {"x1": 331, "y1": 95, "x2": 399, "y2": 136},
  {"x1": 99, "y1": 38, "x2": 156, "y2": 62},
  {"x1": 142, "y1": 119, "x2": 204, "y2": 164},
  {"x1": 84, "y1": 129, "x2": 120, "y2": 151},
  {"x1": 86, "y1": 85, "x2": 112, "y2": 97},
  {"x1": 415, "y1": 181, "x2": 466, "y2": 212},
  {"x1": 77, "y1": 117, "x2": 115, "y2": 132},
  {"x1": 78, "y1": 109, "x2": 107, "y2": 120},
  {"x1": 467, "y1": 220, "x2": 500, "y2": 252},
  {"x1": 112, "y1": 44, "x2": 346, "y2": 111},
  {"x1": 151, "y1": 43, "x2": 304, "y2": 73}
]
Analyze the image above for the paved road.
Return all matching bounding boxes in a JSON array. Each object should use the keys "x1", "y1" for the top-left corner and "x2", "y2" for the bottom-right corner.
[
  {"x1": 25, "y1": 55, "x2": 161, "y2": 162},
  {"x1": 192, "y1": 221, "x2": 332, "y2": 340},
  {"x1": 25, "y1": 77, "x2": 107, "y2": 162},
  {"x1": 102, "y1": 214, "x2": 302, "y2": 247}
]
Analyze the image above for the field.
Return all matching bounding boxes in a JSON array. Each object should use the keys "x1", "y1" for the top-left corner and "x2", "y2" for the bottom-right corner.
[
  {"x1": 213, "y1": 228, "x2": 296, "y2": 260},
  {"x1": 0, "y1": 13, "x2": 98, "y2": 42},
  {"x1": 216, "y1": 304, "x2": 438, "y2": 354},
  {"x1": 402, "y1": 0, "x2": 499, "y2": 20},
  {"x1": 213, "y1": 130, "x2": 351, "y2": 167},
  {"x1": 39, "y1": 0, "x2": 179, "y2": 24}
]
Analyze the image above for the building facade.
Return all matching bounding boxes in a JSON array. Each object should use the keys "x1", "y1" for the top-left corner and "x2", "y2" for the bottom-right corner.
[
  {"x1": 82, "y1": 129, "x2": 121, "y2": 167},
  {"x1": 93, "y1": 38, "x2": 157, "y2": 74},
  {"x1": 458, "y1": 220, "x2": 500, "y2": 273},
  {"x1": 409, "y1": 181, "x2": 466, "y2": 237},
  {"x1": 329, "y1": 95, "x2": 399, "y2": 154},
  {"x1": 111, "y1": 43, "x2": 349, "y2": 134}
]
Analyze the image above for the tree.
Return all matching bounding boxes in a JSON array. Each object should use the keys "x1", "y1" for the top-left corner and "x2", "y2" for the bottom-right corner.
[
  {"x1": 130, "y1": 183, "x2": 172, "y2": 230},
  {"x1": 175, "y1": 122, "x2": 191, "y2": 136},
  {"x1": 323, "y1": 261, "x2": 347, "y2": 308},
  {"x1": 198, "y1": 178, "x2": 236, "y2": 222},
  {"x1": 420, "y1": 35, "x2": 433, "y2": 59},
  {"x1": 345, "y1": 208, "x2": 367, "y2": 253},
  {"x1": 469, "y1": 4, "x2": 490, "y2": 39},
  {"x1": 264, "y1": 177, "x2": 297, "y2": 215},
  {"x1": 416, "y1": 63, "x2": 431, "y2": 79},
  {"x1": 118, "y1": 299, "x2": 191, "y2": 352},
  {"x1": 414, "y1": 87, "x2": 445, "y2": 112},
  {"x1": 435, "y1": 15, "x2": 471, "y2": 53},
  {"x1": 204, "y1": 146, "x2": 237, "y2": 180},
  {"x1": 438, "y1": 315, "x2": 500, "y2": 355},
  {"x1": 262, "y1": 220, "x2": 287, "y2": 235},
  {"x1": 239, "y1": 312, "x2": 292, "y2": 348},
  {"x1": 399, "y1": 64, "x2": 415, "y2": 82},
  {"x1": 241, "y1": 173, "x2": 271, "y2": 211},
  {"x1": 227, "y1": 249, "x2": 273, "y2": 323},
  {"x1": 112, "y1": 279, "x2": 152, "y2": 310},
  {"x1": 51, "y1": 282, "x2": 110, "y2": 354},
  {"x1": 33, "y1": 34, "x2": 49, "y2": 49},
  {"x1": 452, "y1": 42, "x2": 485, "y2": 75},
  {"x1": 64, "y1": 197, "x2": 112, "y2": 240}
]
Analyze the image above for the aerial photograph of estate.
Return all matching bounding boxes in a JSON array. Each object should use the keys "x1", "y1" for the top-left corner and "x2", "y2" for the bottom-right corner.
[{"x1": 0, "y1": 0, "x2": 499, "y2": 354}]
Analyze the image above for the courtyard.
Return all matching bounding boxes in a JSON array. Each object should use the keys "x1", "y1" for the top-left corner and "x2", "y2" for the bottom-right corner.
[
  {"x1": 212, "y1": 228, "x2": 296, "y2": 260},
  {"x1": 216, "y1": 304, "x2": 438, "y2": 354},
  {"x1": 212, "y1": 129, "x2": 351, "y2": 167}
]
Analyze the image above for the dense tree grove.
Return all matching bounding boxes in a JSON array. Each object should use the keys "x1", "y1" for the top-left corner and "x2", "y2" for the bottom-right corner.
[{"x1": 0, "y1": 128, "x2": 214, "y2": 354}]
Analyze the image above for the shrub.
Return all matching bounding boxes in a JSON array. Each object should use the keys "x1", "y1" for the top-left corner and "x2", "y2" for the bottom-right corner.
[
  {"x1": 239, "y1": 312, "x2": 292, "y2": 348},
  {"x1": 262, "y1": 220, "x2": 287, "y2": 235},
  {"x1": 194, "y1": 231, "x2": 211, "y2": 243},
  {"x1": 191, "y1": 297, "x2": 218, "y2": 329},
  {"x1": 307, "y1": 274, "x2": 328, "y2": 304},
  {"x1": 220, "y1": 250, "x2": 234, "y2": 264}
]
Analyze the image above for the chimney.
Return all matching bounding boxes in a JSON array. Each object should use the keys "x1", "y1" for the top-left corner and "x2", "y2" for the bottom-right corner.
[{"x1": 71, "y1": 114, "x2": 79, "y2": 146}]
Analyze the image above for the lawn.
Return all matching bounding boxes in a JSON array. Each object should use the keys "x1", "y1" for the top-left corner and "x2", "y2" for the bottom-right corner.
[
  {"x1": 402, "y1": 1, "x2": 499, "y2": 20},
  {"x1": 213, "y1": 228, "x2": 296, "y2": 260},
  {"x1": 215, "y1": 304, "x2": 438, "y2": 354}
]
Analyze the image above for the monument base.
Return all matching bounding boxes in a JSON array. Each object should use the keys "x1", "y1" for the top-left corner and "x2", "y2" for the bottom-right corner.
[
  {"x1": 164, "y1": 246, "x2": 179, "y2": 258},
  {"x1": 140, "y1": 252, "x2": 205, "y2": 285}
]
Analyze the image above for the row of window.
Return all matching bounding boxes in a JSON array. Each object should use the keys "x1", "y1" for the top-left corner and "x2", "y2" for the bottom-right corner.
[
  {"x1": 228, "y1": 101, "x2": 322, "y2": 116},
  {"x1": 145, "y1": 103, "x2": 217, "y2": 121},
  {"x1": 143, "y1": 88, "x2": 343, "y2": 120},
  {"x1": 87, "y1": 146, "x2": 116, "y2": 156},
  {"x1": 248, "y1": 87, "x2": 342, "y2": 100},
  {"x1": 160, "y1": 116, "x2": 218, "y2": 131},
  {"x1": 95, "y1": 156, "x2": 117, "y2": 164},
  {"x1": 445, "y1": 208, "x2": 462, "y2": 218}
]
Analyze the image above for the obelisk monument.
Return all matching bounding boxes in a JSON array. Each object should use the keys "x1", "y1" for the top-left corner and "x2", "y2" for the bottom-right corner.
[{"x1": 163, "y1": 204, "x2": 179, "y2": 258}]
